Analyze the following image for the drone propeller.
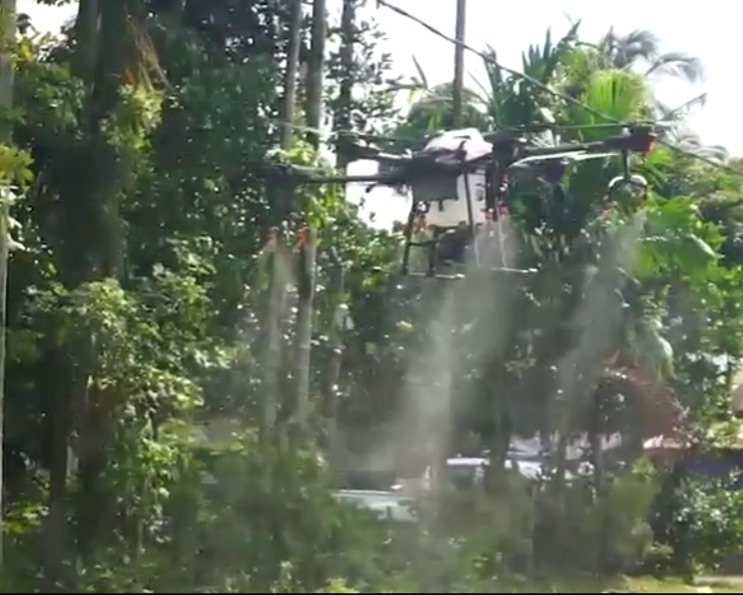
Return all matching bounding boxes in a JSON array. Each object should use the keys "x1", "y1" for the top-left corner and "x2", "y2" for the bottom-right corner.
[
  {"x1": 506, "y1": 151, "x2": 616, "y2": 186},
  {"x1": 509, "y1": 150, "x2": 617, "y2": 169}
]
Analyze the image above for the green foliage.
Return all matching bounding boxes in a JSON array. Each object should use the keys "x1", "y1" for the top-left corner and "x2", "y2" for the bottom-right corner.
[
  {"x1": 2, "y1": 2, "x2": 743, "y2": 593},
  {"x1": 669, "y1": 476, "x2": 743, "y2": 574}
]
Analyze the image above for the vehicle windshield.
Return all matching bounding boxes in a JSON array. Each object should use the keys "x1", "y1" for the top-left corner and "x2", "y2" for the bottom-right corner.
[
  {"x1": 444, "y1": 464, "x2": 483, "y2": 490},
  {"x1": 338, "y1": 470, "x2": 398, "y2": 491}
]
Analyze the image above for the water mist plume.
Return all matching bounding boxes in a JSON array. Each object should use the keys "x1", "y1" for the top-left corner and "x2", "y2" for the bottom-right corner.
[
  {"x1": 364, "y1": 220, "x2": 522, "y2": 484},
  {"x1": 549, "y1": 211, "x2": 647, "y2": 456}
]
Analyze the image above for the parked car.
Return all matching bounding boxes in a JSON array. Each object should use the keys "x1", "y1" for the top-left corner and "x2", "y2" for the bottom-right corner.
[
  {"x1": 333, "y1": 488, "x2": 416, "y2": 522},
  {"x1": 332, "y1": 455, "x2": 585, "y2": 523},
  {"x1": 430, "y1": 456, "x2": 549, "y2": 491}
]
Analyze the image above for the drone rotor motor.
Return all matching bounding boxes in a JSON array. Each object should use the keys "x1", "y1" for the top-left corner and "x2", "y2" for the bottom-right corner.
[{"x1": 608, "y1": 173, "x2": 649, "y2": 205}]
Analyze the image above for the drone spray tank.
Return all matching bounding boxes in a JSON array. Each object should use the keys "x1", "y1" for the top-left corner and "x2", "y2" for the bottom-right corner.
[{"x1": 411, "y1": 128, "x2": 490, "y2": 230}]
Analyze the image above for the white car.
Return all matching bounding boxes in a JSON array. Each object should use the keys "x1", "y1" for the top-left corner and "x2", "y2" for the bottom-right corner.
[
  {"x1": 333, "y1": 489, "x2": 417, "y2": 522},
  {"x1": 424, "y1": 456, "x2": 547, "y2": 490},
  {"x1": 442, "y1": 455, "x2": 587, "y2": 486},
  {"x1": 332, "y1": 456, "x2": 580, "y2": 523}
]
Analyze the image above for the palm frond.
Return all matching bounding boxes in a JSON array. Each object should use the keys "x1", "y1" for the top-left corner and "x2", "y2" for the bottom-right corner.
[
  {"x1": 620, "y1": 29, "x2": 660, "y2": 60},
  {"x1": 411, "y1": 55, "x2": 429, "y2": 90},
  {"x1": 124, "y1": 4, "x2": 168, "y2": 90},
  {"x1": 645, "y1": 52, "x2": 705, "y2": 83},
  {"x1": 572, "y1": 68, "x2": 651, "y2": 132},
  {"x1": 667, "y1": 129, "x2": 729, "y2": 162}
]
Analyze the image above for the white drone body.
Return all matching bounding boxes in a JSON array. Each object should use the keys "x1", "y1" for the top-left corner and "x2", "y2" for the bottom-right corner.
[{"x1": 411, "y1": 128, "x2": 492, "y2": 229}]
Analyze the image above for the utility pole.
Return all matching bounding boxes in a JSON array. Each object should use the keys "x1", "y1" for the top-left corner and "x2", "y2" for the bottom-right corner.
[
  {"x1": 0, "y1": 0, "x2": 15, "y2": 568},
  {"x1": 305, "y1": 0, "x2": 327, "y2": 148},
  {"x1": 279, "y1": 0, "x2": 303, "y2": 149},
  {"x1": 452, "y1": 0, "x2": 466, "y2": 127},
  {"x1": 335, "y1": 0, "x2": 356, "y2": 172}
]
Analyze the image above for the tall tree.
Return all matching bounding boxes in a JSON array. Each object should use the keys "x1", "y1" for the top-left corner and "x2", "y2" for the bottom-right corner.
[
  {"x1": 0, "y1": 0, "x2": 16, "y2": 569},
  {"x1": 38, "y1": 0, "x2": 167, "y2": 573}
]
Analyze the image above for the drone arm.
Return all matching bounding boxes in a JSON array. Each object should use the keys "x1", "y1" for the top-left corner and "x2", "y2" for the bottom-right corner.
[
  {"x1": 300, "y1": 172, "x2": 399, "y2": 185},
  {"x1": 521, "y1": 128, "x2": 655, "y2": 160},
  {"x1": 349, "y1": 145, "x2": 410, "y2": 164},
  {"x1": 261, "y1": 161, "x2": 407, "y2": 186}
]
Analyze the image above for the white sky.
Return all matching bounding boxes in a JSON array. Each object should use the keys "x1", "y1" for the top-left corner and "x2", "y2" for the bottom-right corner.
[{"x1": 17, "y1": 0, "x2": 740, "y2": 228}]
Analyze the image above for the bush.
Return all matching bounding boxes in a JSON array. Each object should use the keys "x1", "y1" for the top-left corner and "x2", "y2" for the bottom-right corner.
[
  {"x1": 669, "y1": 475, "x2": 743, "y2": 576},
  {"x1": 150, "y1": 436, "x2": 419, "y2": 592},
  {"x1": 417, "y1": 462, "x2": 658, "y2": 581}
]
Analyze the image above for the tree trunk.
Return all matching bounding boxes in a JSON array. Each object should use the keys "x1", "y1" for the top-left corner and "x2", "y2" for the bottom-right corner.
[
  {"x1": 44, "y1": 351, "x2": 73, "y2": 589},
  {"x1": 262, "y1": 0, "x2": 303, "y2": 444},
  {"x1": 325, "y1": 252, "x2": 345, "y2": 468},
  {"x1": 590, "y1": 388, "x2": 609, "y2": 570},
  {"x1": 292, "y1": 0, "x2": 324, "y2": 436},
  {"x1": 73, "y1": 0, "x2": 99, "y2": 88},
  {"x1": 64, "y1": 0, "x2": 139, "y2": 563},
  {"x1": 294, "y1": 228, "x2": 316, "y2": 434},
  {"x1": 322, "y1": 0, "x2": 356, "y2": 467},
  {"x1": 0, "y1": 0, "x2": 15, "y2": 570}
]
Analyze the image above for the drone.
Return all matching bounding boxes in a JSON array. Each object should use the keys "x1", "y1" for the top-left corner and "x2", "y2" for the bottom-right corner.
[{"x1": 267, "y1": 123, "x2": 656, "y2": 280}]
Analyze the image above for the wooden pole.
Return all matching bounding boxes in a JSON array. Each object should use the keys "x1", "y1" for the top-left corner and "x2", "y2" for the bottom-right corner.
[
  {"x1": 305, "y1": 0, "x2": 327, "y2": 147},
  {"x1": 279, "y1": 0, "x2": 303, "y2": 149},
  {"x1": 452, "y1": 0, "x2": 466, "y2": 127},
  {"x1": 292, "y1": 0, "x2": 326, "y2": 436}
]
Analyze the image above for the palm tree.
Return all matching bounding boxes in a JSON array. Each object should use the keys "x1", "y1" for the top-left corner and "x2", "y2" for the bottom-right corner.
[
  {"x1": 595, "y1": 28, "x2": 704, "y2": 84},
  {"x1": 665, "y1": 129, "x2": 729, "y2": 162},
  {"x1": 395, "y1": 24, "x2": 582, "y2": 141},
  {"x1": 563, "y1": 29, "x2": 704, "y2": 137},
  {"x1": 478, "y1": 23, "x2": 582, "y2": 128},
  {"x1": 393, "y1": 75, "x2": 490, "y2": 147}
]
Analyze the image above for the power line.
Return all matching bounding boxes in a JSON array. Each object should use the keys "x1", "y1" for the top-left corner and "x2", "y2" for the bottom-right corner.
[
  {"x1": 375, "y1": 0, "x2": 742, "y2": 179},
  {"x1": 375, "y1": 0, "x2": 620, "y2": 123}
]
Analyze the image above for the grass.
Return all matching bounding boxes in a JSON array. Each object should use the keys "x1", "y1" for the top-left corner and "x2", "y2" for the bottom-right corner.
[
  {"x1": 495, "y1": 575, "x2": 743, "y2": 593},
  {"x1": 627, "y1": 576, "x2": 743, "y2": 593}
]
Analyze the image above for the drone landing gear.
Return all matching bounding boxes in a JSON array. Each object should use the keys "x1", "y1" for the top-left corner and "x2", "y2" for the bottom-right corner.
[{"x1": 403, "y1": 228, "x2": 537, "y2": 280}]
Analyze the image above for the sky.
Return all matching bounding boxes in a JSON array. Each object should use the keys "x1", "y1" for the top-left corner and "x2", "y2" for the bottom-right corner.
[{"x1": 17, "y1": 0, "x2": 739, "y2": 228}]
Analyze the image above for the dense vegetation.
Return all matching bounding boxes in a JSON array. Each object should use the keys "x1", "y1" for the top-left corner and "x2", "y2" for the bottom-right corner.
[{"x1": 0, "y1": 0, "x2": 741, "y2": 592}]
